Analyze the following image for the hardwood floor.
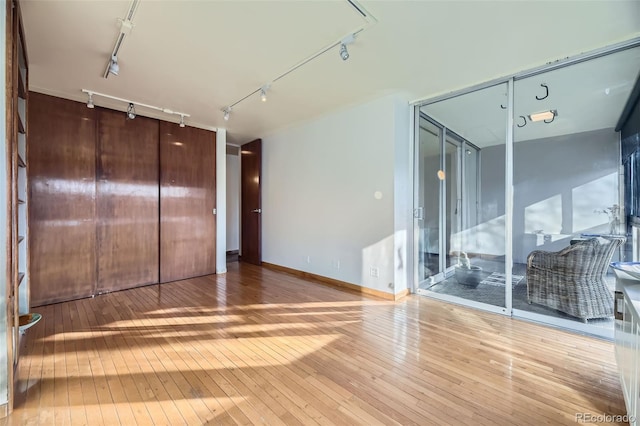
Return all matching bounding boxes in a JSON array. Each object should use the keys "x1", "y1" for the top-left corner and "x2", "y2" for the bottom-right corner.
[{"x1": 3, "y1": 262, "x2": 627, "y2": 425}]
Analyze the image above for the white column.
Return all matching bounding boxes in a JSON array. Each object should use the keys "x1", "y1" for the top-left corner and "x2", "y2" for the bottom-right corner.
[{"x1": 216, "y1": 128, "x2": 227, "y2": 273}]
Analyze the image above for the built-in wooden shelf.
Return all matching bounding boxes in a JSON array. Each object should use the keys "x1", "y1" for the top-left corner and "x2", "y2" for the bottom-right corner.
[
  {"x1": 17, "y1": 114, "x2": 25, "y2": 134},
  {"x1": 18, "y1": 154, "x2": 26, "y2": 168},
  {"x1": 18, "y1": 72, "x2": 26, "y2": 99}
]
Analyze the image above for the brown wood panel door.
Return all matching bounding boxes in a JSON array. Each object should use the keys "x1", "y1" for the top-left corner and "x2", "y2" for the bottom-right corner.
[
  {"x1": 241, "y1": 139, "x2": 262, "y2": 265},
  {"x1": 28, "y1": 93, "x2": 97, "y2": 306},
  {"x1": 159, "y1": 122, "x2": 216, "y2": 283},
  {"x1": 96, "y1": 109, "x2": 159, "y2": 293}
]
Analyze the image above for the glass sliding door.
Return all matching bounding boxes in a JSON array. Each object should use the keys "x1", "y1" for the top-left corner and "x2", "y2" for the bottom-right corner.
[
  {"x1": 444, "y1": 137, "x2": 461, "y2": 272},
  {"x1": 416, "y1": 118, "x2": 443, "y2": 282},
  {"x1": 511, "y1": 46, "x2": 640, "y2": 337},
  {"x1": 413, "y1": 41, "x2": 640, "y2": 337},
  {"x1": 416, "y1": 83, "x2": 508, "y2": 313}
]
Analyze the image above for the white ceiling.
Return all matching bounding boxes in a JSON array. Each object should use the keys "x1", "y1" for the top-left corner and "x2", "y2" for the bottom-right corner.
[
  {"x1": 20, "y1": 0, "x2": 640, "y2": 145},
  {"x1": 422, "y1": 46, "x2": 640, "y2": 148}
]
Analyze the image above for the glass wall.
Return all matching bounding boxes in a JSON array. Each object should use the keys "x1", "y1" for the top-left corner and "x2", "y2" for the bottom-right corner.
[
  {"x1": 414, "y1": 43, "x2": 640, "y2": 336},
  {"x1": 511, "y1": 46, "x2": 640, "y2": 334},
  {"x1": 416, "y1": 83, "x2": 508, "y2": 313}
]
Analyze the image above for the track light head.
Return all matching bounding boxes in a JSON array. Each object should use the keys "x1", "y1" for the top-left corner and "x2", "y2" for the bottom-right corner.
[
  {"x1": 338, "y1": 33, "x2": 355, "y2": 61},
  {"x1": 260, "y1": 88, "x2": 267, "y2": 103},
  {"x1": 223, "y1": 108, "x2": 230, "y2": 121},
  {"x1": 179, "y1": 115, "x2": 185, "y2": 128},
  {"x1": 339, "y1": 43, "x2": 349, "y2": 61},
  {"x1": 127, "y1": 103, "x2": 136, "y2": 120},
  {"x1": 86, "y1": 93, "x2": 95, "y2": 109},
  {"x1": 109, "y1": 55, "x2": 119, "y2": 76}
]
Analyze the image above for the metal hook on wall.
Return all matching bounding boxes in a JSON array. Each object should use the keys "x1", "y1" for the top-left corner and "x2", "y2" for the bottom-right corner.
[
  {"x1": 500, "y1": 104, "x2": 506, "y2": 110},
  {"x1": 536, "y1": 83, "x2": 549, "y2": 100},
  {"x1": 517, "y1": 116, "x2": 527, "y2": 127}
]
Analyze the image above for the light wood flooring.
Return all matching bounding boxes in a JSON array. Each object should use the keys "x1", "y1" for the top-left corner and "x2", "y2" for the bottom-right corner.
[{"x1": 2, "y1": 262, "x2": 627, "y2": 425}]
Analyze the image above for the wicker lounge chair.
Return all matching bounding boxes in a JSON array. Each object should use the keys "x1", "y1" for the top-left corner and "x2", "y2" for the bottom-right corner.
[{"x1": 526, "y1": 236, "x2": 625, "y2": 321}]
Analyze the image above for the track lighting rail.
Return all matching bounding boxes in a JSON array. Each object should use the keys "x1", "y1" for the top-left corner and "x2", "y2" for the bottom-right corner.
[
  {"x1": 103, "y1": 0, "x2": 140, "y2": 79},
  {"x1": 220, "y1": 0, "x2": 377, "y2": 121},
  {"x1": 81, "y1": 89, "x2": 190, "y2": 122}
]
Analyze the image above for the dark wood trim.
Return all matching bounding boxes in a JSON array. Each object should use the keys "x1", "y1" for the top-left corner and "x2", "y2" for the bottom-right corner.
[{"x1": 261, "y1": 262, "x2": 401, "y2": 301}]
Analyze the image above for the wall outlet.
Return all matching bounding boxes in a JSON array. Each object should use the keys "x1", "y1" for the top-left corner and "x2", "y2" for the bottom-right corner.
[
  {"x1": 370, "y1": 267, "x2": 379, "y2": 278},
  {"x1": 306, "y1": 256, "x2": 311, "y2": 264},
  {"x1": 332, "y1": 259, "x2": 341, "y2": 270}
]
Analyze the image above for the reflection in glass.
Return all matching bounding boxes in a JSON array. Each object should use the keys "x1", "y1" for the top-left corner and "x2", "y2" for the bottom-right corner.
[
  {"x1": 513, "y1": 46, "x2": 640, "y2": 330},
  {"x1": 416, "y1": 83, "x2": 507, "y2": 309}
]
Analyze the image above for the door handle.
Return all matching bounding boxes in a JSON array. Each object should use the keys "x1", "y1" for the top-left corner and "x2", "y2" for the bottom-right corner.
[{"x1": 252, "y1": 208, "x2": 262, "y2": 213}]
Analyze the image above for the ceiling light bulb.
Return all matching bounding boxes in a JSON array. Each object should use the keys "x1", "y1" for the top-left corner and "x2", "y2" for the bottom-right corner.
[
  {"x1": 223, "y1": 109, "x2": 230, "y2": 121},
  {"x1": 260, "y1": 89, "x2": 267, "y2": 102},
  {"x1": 179, "y1": 115, "x2": 185, "y2": 128},
  {"x1": 87, "y1": 93, "x2": 95, "y2": 109},
  {"x1": 109, "y1": 55, "x2": 119, "y2": 76},
  {"x1": 339, "y1": 43, "x2": 349, "y2": 61},
  {"x1": 529, "y1": 110, "x2": 556, "y2": 122},
  {"x1": 127, "y1": 103, "x2": 136, "y2": 120}
]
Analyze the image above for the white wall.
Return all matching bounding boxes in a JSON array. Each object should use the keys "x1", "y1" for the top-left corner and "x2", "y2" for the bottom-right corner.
[
  {"x1": 226, "y1": 152, "x2": 240, "y2": 252},
  {"x1": 262, "y1": 94, "x2": 409, "y2": 294}
]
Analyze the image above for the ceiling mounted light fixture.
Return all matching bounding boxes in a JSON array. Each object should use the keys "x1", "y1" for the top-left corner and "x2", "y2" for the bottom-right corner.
[
  {"x1": 81, "y1": 89, "x2": 192, "y2": 125},
  {"x1": 223, "y1": 108, "x2": 231, "y2": 121},
  {"x1": 218, "y1": 1, "x2": 376, "y2": 119},
  {"x1": 86, "y1": 92, "x2": 95, "y2": 109},
  {"x1": 339, "y1": 33, "x2": 356, "y2": 61},
  {"x1": 179, "y1": 115, "x2": 185, "y2": 128},
  {"x1": 127, "y1": 103, "x2": 136, "y2": 120},
  {"x1": 529, "y1": 110, "x2": 557, "y2": 122},
  {"x1": 103, "y1": 0, "x2": 139, "y2": 79},
  {"x1": 108, "y1": 55, "x2": 119, "y2": 76},
  {"x1": 339, "y1": 43, "x2": 349, "y2": 61}
]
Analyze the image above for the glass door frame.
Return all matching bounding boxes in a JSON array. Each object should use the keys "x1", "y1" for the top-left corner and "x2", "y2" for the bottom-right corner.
[
  {"x1": 410, "y1": 36, "x2": 640, "y2": 336},
  {"x1": 417, "y1": 113, "x2": 482, "y2": 286},
  {"x1": 412, "y1": 82, "x2": 514, "y2": 316}
]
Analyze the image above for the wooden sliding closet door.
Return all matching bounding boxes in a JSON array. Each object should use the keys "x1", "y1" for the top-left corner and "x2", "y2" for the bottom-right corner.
[
  {"x1": 160, "y1": 122, "x2": 216, "y2": 283},
  {"x1": 29, "y1": 93, "x2": 97, "y2": 306},
  {"x1": 96, "y1": 110, "x2": 159, "y2": 293}
]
